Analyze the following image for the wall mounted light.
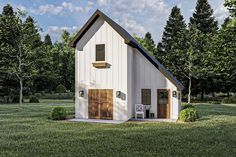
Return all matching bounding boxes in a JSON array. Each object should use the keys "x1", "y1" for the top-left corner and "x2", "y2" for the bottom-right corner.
[
  {"x1": 79, "y1": 90, "x2": 84, "y2": 97},
  {"x1": 172, "y1": 91, "x2": 177, "y2": 97},
  {"x1": 116, "y1": 91, "x2": 121, "y2": 98}
]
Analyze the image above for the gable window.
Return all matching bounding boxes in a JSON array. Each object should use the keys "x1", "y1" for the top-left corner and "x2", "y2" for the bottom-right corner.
[
  {"x1": 142, "y1": 89, "x2": 151, "y2": 105},
  {"x1": 96, "y1": 44, "x2": 105, "y2": 61}
]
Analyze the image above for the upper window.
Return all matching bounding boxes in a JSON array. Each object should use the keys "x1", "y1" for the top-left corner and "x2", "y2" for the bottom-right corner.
[
  {"x1": 96, "y1": 44, "x2": 105, "y2": 61},
  {"x1": 142, "y1": 89, "x2": 151, "y2": 105}
]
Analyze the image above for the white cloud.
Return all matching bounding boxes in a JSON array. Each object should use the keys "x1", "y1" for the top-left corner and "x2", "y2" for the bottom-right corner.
[
  {"x1": 16, "y1": 5, "x2": 27, "y2": 12},
  {"x1": 214, "y1": 5, "x2": 229, "y2": 24},
  {"x1": 97, "y1": 0, "x2": 169, "y2": 41},
  {"x1": 30, "y1": 1, "x2": 93, "y2": 15},
  {"x1": 97, "y1": 0, "x2": 110, "y2": 6},
  {"x1": 47, "y1": 26, "x2": 78, "y2": 33},
  {"x1": 41, "y1": 26, "x2": 78, "y2": 42},
  {"x1": 117, "y1": 16, "x2": 146, "y2": 36}
]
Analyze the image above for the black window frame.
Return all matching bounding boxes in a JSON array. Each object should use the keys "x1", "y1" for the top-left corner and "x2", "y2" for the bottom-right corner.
[
  {"x1": 95, "y1": 44, "x2": 105, "y2": 61},
  {"x1": 141, "y1": 89, "x2": 151, "y2": 105}
]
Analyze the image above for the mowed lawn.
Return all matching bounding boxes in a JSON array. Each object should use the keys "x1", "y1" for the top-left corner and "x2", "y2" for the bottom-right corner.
[{"x1": 0, "y1": 100, "x2": 235, "y2": 157}]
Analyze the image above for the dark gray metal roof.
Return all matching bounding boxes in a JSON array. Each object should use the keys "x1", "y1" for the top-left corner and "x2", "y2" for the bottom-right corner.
[{"x1": 70, "y1": 9, "x2": 184, "y2": 90}]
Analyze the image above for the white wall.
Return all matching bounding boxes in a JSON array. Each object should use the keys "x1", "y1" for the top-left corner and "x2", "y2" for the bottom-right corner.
[
  {"x1": 75, "y1": 17, "x2": 129, "y2": 121},
  {"x1": 130, "y1": 48, "x2": 180, "y2": 119}
]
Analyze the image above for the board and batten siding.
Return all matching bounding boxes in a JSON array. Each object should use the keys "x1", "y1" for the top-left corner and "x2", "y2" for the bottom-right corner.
[
  {"x1": 130, "y1": 48, "x2": 180, "y2": 119},
  {"x1": 75, "y1": 17, "x2": 130, "y2": 121}
]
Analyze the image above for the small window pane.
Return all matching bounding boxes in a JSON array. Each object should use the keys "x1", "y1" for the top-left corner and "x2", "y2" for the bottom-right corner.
[
  {"x1": 142, "y1": 89, "x2": 151, "y2": 105},
  {"x1": 96, "y1": 44, "x2": 105, "y2": 61}
]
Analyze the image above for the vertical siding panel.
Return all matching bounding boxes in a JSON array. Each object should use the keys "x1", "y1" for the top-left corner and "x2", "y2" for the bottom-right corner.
[
  {"x1": 101, "y1": 23, "x2": 107, "y2": 88},
  {"x1": 107, "y1": 22, "x2": 113, "y2": 87}
]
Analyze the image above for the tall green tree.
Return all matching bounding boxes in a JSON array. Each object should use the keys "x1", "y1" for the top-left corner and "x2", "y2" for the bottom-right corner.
[
  {"x1": 189, "y1": 0, "x2": 219, "y2": 98},
  {"x1": 190, "y1": 0, "x2": 218, "y2": 34},
  {"x1": 0, "y1": 5, "x2": 40, "y2": 108},
  {"x1": 183, "y1": 25, "x2": 205, "y2": 103},
  {"x1": 44, "y1": 34, "x2": 52, "y2": 46},
  {"x1": 143, "y1": 32, "x2": 156, "y2": 55},
  {"x1": 133, "y1": 32, "x2": 156, "y2": 55},
  {"x1": 156, "y1": 6, "x2": 187, "y2": 83},
  {"x1": 225, "y1": 0, "x2": 236, "y2": 18}
]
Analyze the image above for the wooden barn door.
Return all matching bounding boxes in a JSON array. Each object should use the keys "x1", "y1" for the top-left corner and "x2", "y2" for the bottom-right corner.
[
  {"x1": 157, "y1": 89, "x2": 170, "y2": 118},
  {"x1": 88, "y1": 89, "x2": 113, "y2": 120}
]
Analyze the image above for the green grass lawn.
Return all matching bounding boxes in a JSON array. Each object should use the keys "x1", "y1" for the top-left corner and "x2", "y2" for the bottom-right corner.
[{"x1": 0, "y1": 100, "x2": 235, "y2": 157}]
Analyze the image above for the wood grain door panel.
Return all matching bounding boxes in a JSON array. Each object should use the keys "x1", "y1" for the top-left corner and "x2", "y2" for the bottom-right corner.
[
  {"x1": 88, "y1": 89, "x2": 113, "y2": 120},
  {"x1": 157, "y1": 89, "x2": 170, "y2": 118}
]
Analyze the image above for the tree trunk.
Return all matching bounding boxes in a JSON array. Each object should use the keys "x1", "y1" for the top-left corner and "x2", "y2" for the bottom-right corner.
[
  {"x1": 212, "y1": 92, "x2": 215, "y2": 97},
  {"x1": 201, "y1": 90, "x2": 204, "y2": 100},
  {"x1": 188, "y1": 77, "x2": 191, "y2": 104},
  {"x1": 19, "y1": 78, "x2": 23, "y2": 109}
]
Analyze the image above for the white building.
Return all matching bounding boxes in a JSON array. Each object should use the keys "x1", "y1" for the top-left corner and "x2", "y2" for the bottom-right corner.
[{"x1": 70, "y1": 10, "x2": 184, "y2": 122}]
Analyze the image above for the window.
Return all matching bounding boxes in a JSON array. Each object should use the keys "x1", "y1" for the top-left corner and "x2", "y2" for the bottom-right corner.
[
  {"x1": 142, "y1": 89, "x2": 151, "y2": 105},
  {"x1": 96, "y1": 44, "x2": 105, "y2": 61}
]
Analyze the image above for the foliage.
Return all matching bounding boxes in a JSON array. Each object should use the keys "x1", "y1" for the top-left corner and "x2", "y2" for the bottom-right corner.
[
  {"x1": 133, "y1": 32, "x2": 156, "y2": 55},
  {"x1": 11, "y1": 95, "x2": 23, "y2": 103},
  {"x1": 41, "y1": 92, "x2": 74, "y2": 99},
  {"x1": 29, "y1": 96, "x2": 39, "y2": 103},
  {"x1": 208, "y1": 101, "x2": 221, "y2": 104},
  {"x1": 179, "y1": 108, "x2": 199, "y2": 122},
  {"x1": 189, "y1": 0, "x2": 218, "y2": 34},
  {"x1": 225, "y1": 0, "x2": 236, "y2": 17},
  {"x1": 156, "y1": 6, "x2": 187, "y2": 80},
  {"x1": 222, "y1": 95, "x2": 236, "y2": 104},
  {"x1": 55, "y1": 84, "x2": 67, "y2": 93},
  {"x1": 44, "y1": 34, "x2": 52, "y2": 46},
  {"x1": 0, "y1": 4, "x2": 40, "y2": 108},
  {"x1": 51, "y1": 106, "x2": 67, "y2": 120},
  {"x1": 181, "y1": 103, "x2": 194, "y2": 109}
]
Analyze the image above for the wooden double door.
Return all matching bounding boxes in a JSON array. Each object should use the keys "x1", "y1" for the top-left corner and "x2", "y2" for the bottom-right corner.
[
  {"x1": 88, "y1": 89, "x2": 113, "y2": 120},
  {"x1": 157, "y1": 89, "x2": 170, "y2": 118}
]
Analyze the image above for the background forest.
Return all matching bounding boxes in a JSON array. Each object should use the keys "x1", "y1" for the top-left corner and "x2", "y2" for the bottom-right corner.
[{"x1": 0, "y1": 0, "x2": 235, "y2": 105}]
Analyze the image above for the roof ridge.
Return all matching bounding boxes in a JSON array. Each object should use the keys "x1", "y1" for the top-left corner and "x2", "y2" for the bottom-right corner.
[{"x1": 70, "y1": 10, "x2": 184, "y2": 90}]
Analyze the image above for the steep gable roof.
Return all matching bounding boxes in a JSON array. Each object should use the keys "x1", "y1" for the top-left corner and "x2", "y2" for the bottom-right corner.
[{"x1": 70, "y1": 10, "x2": 184, "y2": 90}]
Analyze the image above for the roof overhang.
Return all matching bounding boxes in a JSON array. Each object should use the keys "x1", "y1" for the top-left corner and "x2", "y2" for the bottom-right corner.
[{"x1": 70, "y1": 9, "x2": 184, "y2": 90}]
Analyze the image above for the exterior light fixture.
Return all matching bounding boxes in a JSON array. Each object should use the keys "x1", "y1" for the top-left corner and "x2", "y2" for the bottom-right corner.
[
  {"x1": 172, "y1": 91, "x2": 177, "y2": 97},
  {"x1": 116, "y1": 91, "x2": 121, "y2": 98},
  {"x1": 79, "y1": 90, "x2": 84, "y2": 97}
]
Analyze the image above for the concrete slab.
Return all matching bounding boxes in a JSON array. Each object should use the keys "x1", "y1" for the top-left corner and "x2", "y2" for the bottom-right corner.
[
  {"x1": 67, "y1": 118, "x2": 125, "y2": 124},
  {"x1": 129, "y1": 118, "x2": 177, "y2": 123}
]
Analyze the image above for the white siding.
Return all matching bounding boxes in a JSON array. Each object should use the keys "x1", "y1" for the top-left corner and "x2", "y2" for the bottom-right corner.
[
  {"x1": 130, "y1": 48, "x2": 180, "y2": 119},
  {"x1": 75, "y1": 17, "x2": 129, "y2": 121},
  {"x1": 75, "y1": 16, "x2": 181, "y2": 121}
]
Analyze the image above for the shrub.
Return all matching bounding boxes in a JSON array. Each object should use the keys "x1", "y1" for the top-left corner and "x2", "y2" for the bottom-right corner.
[
  {"x1": 12, "y1": 95, "x2": 24, "y2": 103},
  {"x1": 208, "y1": 101, "x2": 221, "y2": 104},
  {"x1": 41, "y1": 92, "x2": 74, "y2": 99},
  {"x1": 222, "y1": 96, "x2": 236, "y2": 104},
  {"x1": 51, "y1": 107, "x2": 67, "y2": 120},
  {"x1": 29, "y1": 96, "x2": 39, "y2": 103},
  {"x1": 181, "y1": 103, "x2": 194, "y2": 110},
  {"x1": 179, "y1": 108, "x2": 199, "y2": 122},
  {"x1": 35, "y1": 93, "x2": 42, "y2": 98},
  {"x1": 55, "y1": 84, "x2": 67, "y2": 93}
]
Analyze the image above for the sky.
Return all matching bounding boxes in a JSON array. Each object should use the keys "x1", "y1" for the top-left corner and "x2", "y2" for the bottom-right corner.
[{"x1": 0, "y1": 0, "x2": 229, "y2": 43}]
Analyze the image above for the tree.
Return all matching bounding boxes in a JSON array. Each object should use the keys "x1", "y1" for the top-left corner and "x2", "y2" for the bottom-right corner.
[
  {"x1": 133, "y1": 32, "x2": 156, "y2": 55},
  {"x1": 143, "y1": 32, "x2": 156, "y2": 55},
  {"x1": 225, "y1": 0, "x2": 236, "y2": 17},
  {"x1": 183, "y1": 25, "x2": 205, "y2": 103},
  {"x1": 190, "y1": 0, "x2": 218, "y2": 34},
  {"x1": 44, "y1": 34, "x2": 52, "y2": 46},
  {"x1": 0, "y1": 5, "x2": 40, "y2": 108},
  {"x1": 156, "y1": 6, "x2": 187, "y2": 83},
  {"x1": 2, "y1": 4, "x2": 13, "y2": 16}
]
